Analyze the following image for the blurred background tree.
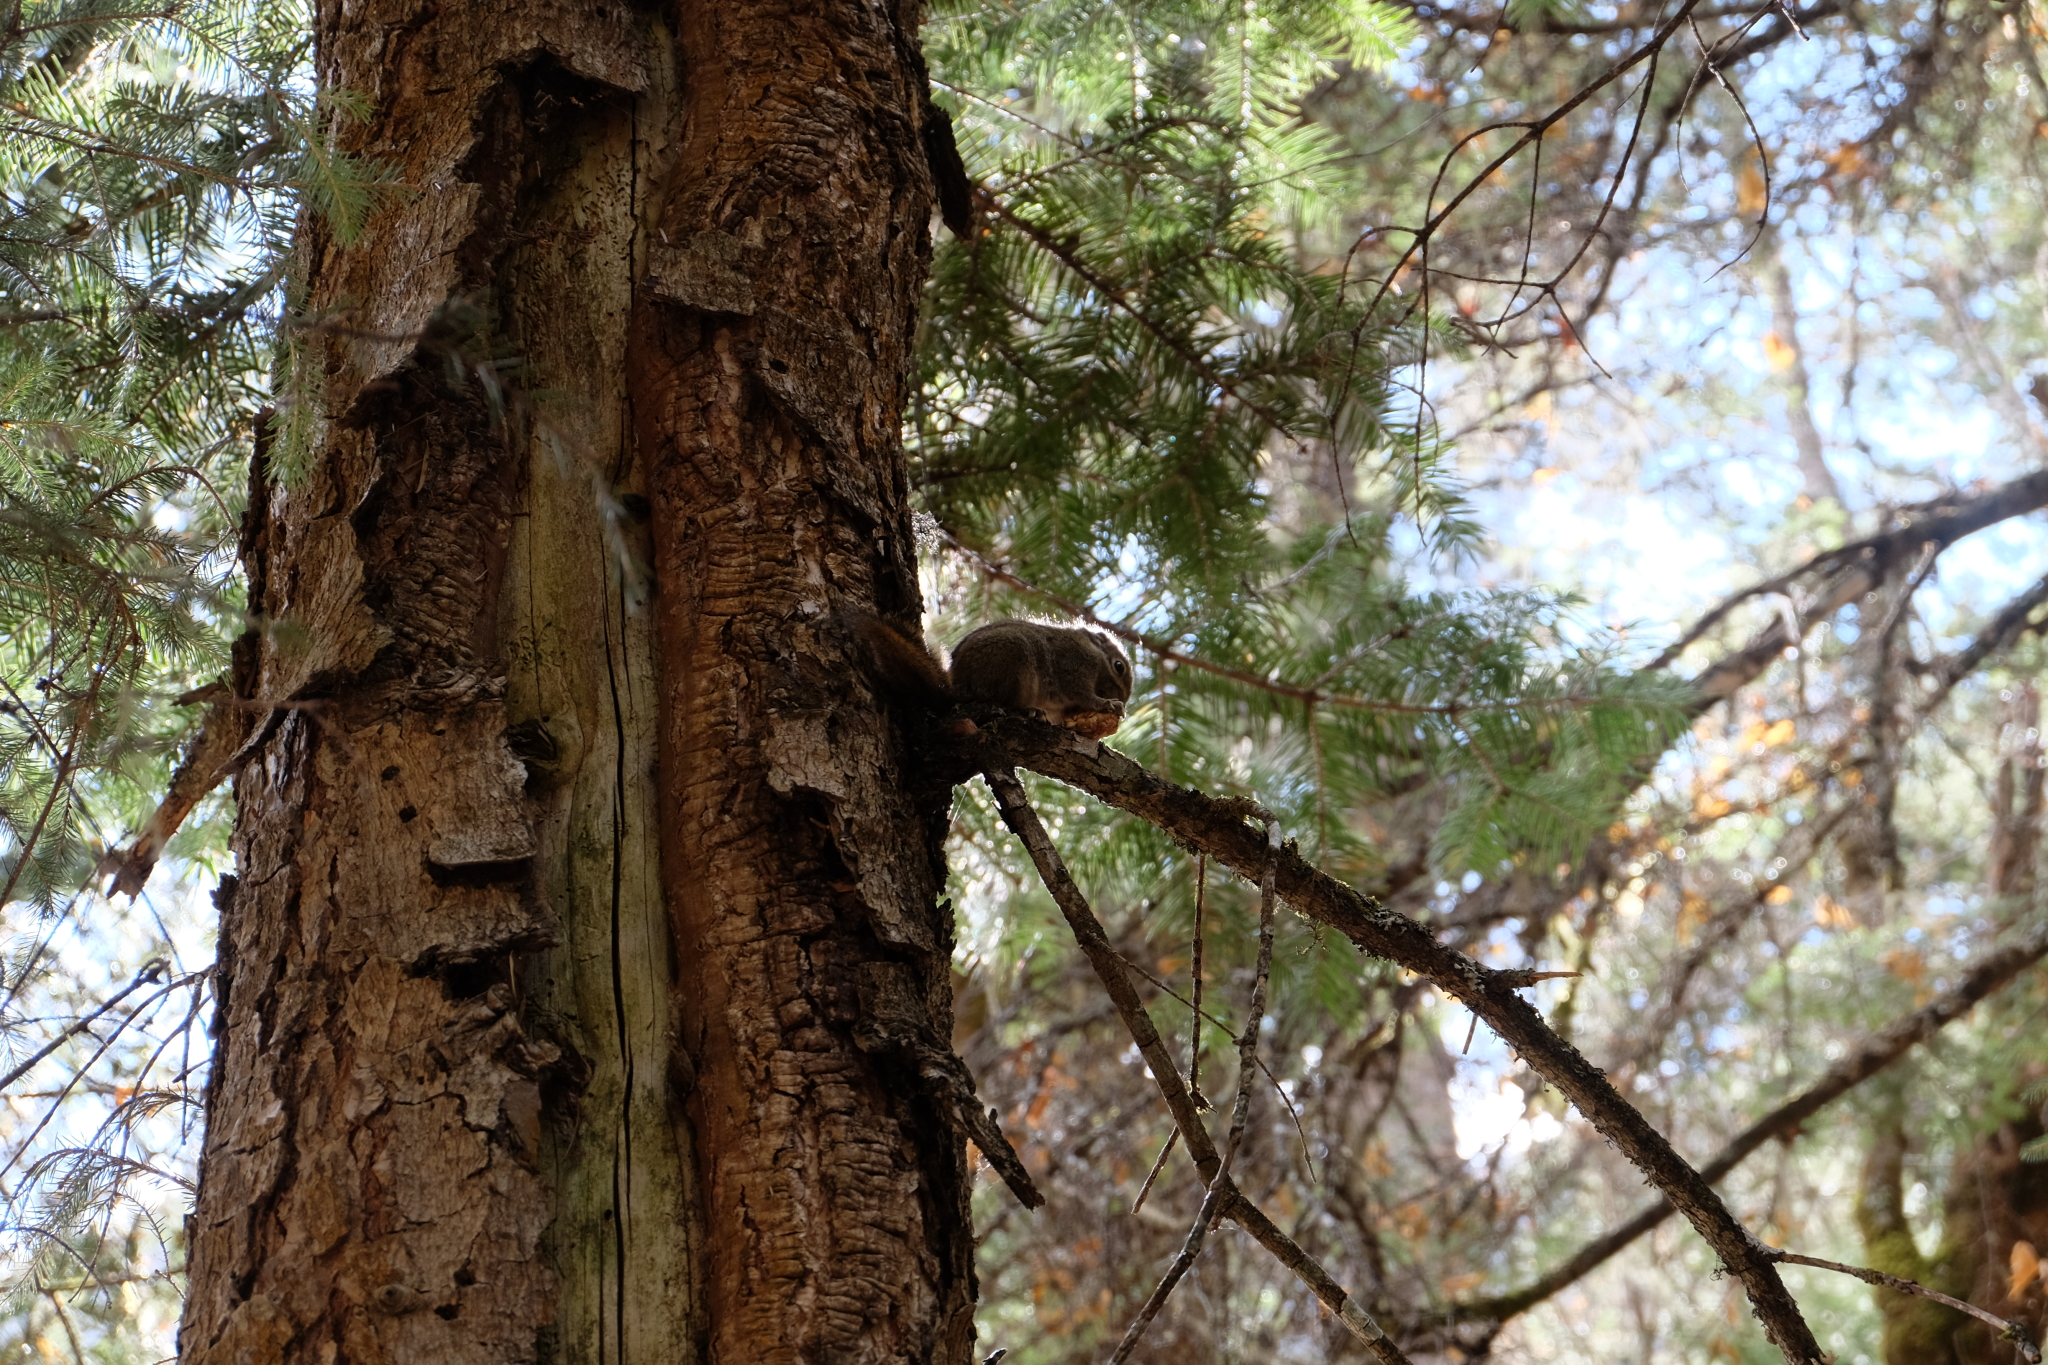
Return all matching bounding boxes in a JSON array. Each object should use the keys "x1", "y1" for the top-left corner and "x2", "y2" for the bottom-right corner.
[{"x1": 1, "y1": 0, "x2": 2045, "y2": 1358}]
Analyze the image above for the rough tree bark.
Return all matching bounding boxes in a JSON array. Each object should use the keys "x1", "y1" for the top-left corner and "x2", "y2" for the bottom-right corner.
[{"x1": 176, "y1": 1, "x2": 977, "y2": 1362}]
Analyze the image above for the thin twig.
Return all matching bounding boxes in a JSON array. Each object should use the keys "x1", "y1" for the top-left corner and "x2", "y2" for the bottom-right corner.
[
  {"x1": 1109, "y1": 826, "x2": 1281, "y2": 1364},
  {"x1": 1129, "y1": 1129, "x2": 1179, "y2": 1214},
  {"x1": 979, "y1": 764, "x2": 1412, "y2": 1362},
  {"x1": 1112, "y1": 949, "x2": 1319, "y2": 1178},
  {"x1": 1190, "y1": 853, "x2": 1208, "y2": 1107},
  {"x1": 1134, "y1": 853, "x2": 1211, "y2": 1215},
  {"x1": 0, "y1": 960, "x2": 169, "y2": 1095},
  {"x1": 1765, "y1": 1248, "x2": 2042, "y2": 1363},
  {"x1": 1336, "y1": 0, "x2": 1708, "y2": 349}
]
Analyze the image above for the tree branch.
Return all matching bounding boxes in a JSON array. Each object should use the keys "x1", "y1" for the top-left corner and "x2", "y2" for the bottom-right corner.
[
  {"x1": 1440, "y1": 905, "x2": 2048, "y2": 1326},
  {"x1": 978, "y1": 763, "x2": 1412, "y2": 1362},
  {"x1": 1922, "y1": 570, "x2": 2048, "y2": 705},
  {"x1": 965, "y1": 716, "x2": 1828, "y2": 1363},
  {"x1": 1765, "y1": 1249, "x2": 2041, "y2": 1363},
  {"x1": 1648, "y1": 470, "x2": 2048, "y2": 684}
]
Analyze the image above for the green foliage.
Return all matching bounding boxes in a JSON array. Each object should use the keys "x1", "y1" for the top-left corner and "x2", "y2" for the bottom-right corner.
[
  {"x1": 2023, "y1": 1079, "x2": 2048, "y2": 1164},
  {"x1": 0, "y1": 358, "x2": 230, "y2": 909},
  {"x1": 0, "y1": 1, "x2": 377, "y2": 1351},
  {"x1": 0, "y1": 0, "x2": 388, "y2": 910},
  {"x1": 918, "y1": 0, "x2": 1455, "y2": 608},
  {"x1": 919, "y1": 0, "x2": 1684, "y2": 879}
]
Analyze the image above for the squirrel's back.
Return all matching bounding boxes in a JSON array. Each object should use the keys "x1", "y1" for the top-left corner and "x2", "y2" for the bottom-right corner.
[
  {"x1": 842, "y1": 610, "x2": 1133, "y2": 735},
  {"x1": 949, "y1": 619, "x2": 1131, "y2": 728}
]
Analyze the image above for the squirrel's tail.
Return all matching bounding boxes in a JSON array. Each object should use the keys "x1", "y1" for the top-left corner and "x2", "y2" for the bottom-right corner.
[{"x1": 838, "y1": 608, "x2": 953, "y2": 706}]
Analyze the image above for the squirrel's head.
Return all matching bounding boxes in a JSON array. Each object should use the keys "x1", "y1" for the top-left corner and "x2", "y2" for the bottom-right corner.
[{"x1": 1081, "y1": 630, "x2": 1133, "y2": 702}]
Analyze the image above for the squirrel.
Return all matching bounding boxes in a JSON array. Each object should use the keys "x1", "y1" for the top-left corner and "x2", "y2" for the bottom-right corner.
[{"x1": 848, "y1": 612, "x2": 1134, "y2": 738}]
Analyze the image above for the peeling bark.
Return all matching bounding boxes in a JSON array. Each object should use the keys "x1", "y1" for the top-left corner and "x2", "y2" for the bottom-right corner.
[
  {"x1": 627, "y1": 4, "x2": 981, "y2": 1359},
  {"x1": 180, "y1": 0, "x2": 979, "y2": 1362}
]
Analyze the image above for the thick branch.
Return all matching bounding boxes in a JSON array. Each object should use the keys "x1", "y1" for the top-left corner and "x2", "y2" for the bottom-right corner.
[
  {"x1": 962, "y1": 717, "x2": 1825, "y2": 1364},
  {"x1": 1924, "y1": 570, "x2": 2048, "y2": 703}
]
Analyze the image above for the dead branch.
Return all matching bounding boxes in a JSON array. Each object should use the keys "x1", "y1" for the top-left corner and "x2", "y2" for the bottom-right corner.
[
  {"x1": 1441, "y1": 906, "x2": 2048, "y2": 1327},
  {"x1": 104, "y1": 682, "x2": 265, "y2": 897},
  {"x1": 978, "y1": 763, "x2": 1412, "y2": 1362},
  {"x1": 1342, "y1": 0, "x2": 1709, "y2": 335},
  {"x1": 1765, "y1": 1249, "x2": 2042, "y2": 1363},
  {"x1": 1110, "y1": 826, "x2": 1281, "y2": 1363},
  {"x1": 1112, "y1": 949, "x2": 1317, "y2": 1175},
  {"x1": 965, "y1": 716, "x2": 1827, "y2": 1363}
]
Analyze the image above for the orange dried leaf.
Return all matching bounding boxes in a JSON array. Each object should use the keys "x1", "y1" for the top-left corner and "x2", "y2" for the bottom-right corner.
[
  {"x1": 1025, "y1": 1090, "x2": 1052, "y2": 1127},
  {"x1": 1813, "y1": 894, "x2": 1857, "y2": 928},
  {"x1": 1737, "y1": 159, "x2": 1768, "y2": 214},
  {"x1": 1678, "y1": 892, "x2": 1712, "y2": 945},
  {"x1": 2010, "y1": 1241, "x2": 2042, "y2": 1300},
  {"x1": 1821, "y1": 142, "x2": 1871, "y2": 178}
]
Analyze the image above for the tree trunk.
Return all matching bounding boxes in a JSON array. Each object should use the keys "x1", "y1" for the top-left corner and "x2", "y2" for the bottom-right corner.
[
  {"x1": 1856, "y1": 1102, "x2": 1967, "y2": 1365},
  {"x1": 176, "y1": 1, "x2": 974, "y2": 1361}
]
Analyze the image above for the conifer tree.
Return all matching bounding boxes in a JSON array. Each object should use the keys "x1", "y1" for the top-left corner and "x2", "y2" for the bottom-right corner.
[{"x1": 3, "y1": 0, "x2": 2047, "y2": 1360}]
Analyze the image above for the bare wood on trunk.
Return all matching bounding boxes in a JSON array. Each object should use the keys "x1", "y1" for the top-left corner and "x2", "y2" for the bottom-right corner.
[{"x1": 627, "y1": 3, "x2": 997, "y2": 1360}]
